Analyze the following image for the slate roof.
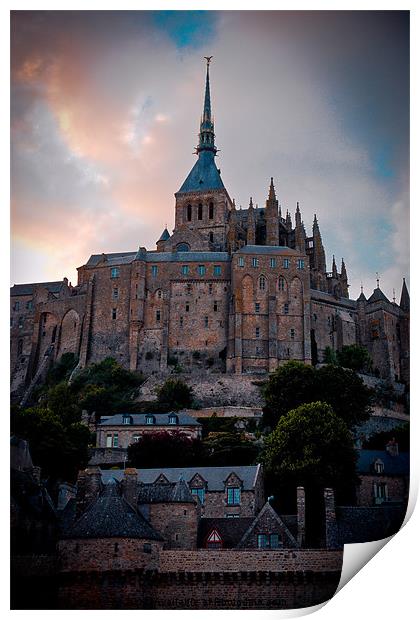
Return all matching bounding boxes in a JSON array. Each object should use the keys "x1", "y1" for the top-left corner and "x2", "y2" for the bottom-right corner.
[
  {"x1": 357, "y1": 450, "x2": 409, "y2": 476},
  {"x1": 157, "y1": 228, "x2": 170, "y2": 242},
  {"x1": 98, "y1": 412, "x2": 201, "y2": 427},
  {"x1": 237, "y1": 245, "x2": 299, "y2": 256},
  {"x1": 178, "y1": 150, "x2": 226, "y2": 194},
  {"x1": 137, "y1": 479, "x2": 196, "y2": 504},
  {"x1": 198, "y1": 517, "x2": 254, "y2": 548},
  {"x1": 310, "y1": 288, "x2": 357, "y2": 309},
  {"x1": 84, "y1": 252, "x2": 137, "y2": 268},
  {"x1": 367, "y1": 287, "x2": 390, "y2": 304},
  {"x1": 10, "y1": 281, "x2": 63, "y2": 297},
  {"x1": 102, "y1": 464, "x2": 261, "y2": 491},
  {"x1": 145, "y1": 251, "x2": 230, "y2": 263},
  {"x1": 62, "y1": 481, "x2": 162, "y2": 540}
]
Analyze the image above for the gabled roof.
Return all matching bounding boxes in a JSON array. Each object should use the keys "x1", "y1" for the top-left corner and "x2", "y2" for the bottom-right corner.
[
  {"x1": 157, "y1": 228, "x2": 170, "y2": 243},
  {"x1": 177, "y1": 150, "x2": 226, "y2": 194},
  {"x1": 10, "y1": 281, "x2": 64, "y2": 297},
  {"x1": 137, "y1": 479, "x2": 195, "y2": 504},
  {"x1": 102, "y1": 464, "x2": 261, "y2": 492},
  {"x1": 98, "y1": 412, "x2": 201, "y2": 427},
  {"x1": 84, "y1": 252, "x2": 137, "y2": 268},
  {"x1": 237, "y1": 502, "x2": 298, "y2": 548},
  {"x1": 357, "y1": 450, "x2": 409, "y2": 476},
  {"x1": 62, "y1": 481, "x2": 162, "y2": 540}
]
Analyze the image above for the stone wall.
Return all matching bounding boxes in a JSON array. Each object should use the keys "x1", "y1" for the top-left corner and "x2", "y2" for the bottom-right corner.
[
  {"x1": 58, "y1": 538, "x2": 162, "y2": 572},
  {"x1": 184, "y1": 406, "x2": 262, "y2": 419},
  {"x1": 356, "y1": 475, "x2": 408, "y2": 506}
]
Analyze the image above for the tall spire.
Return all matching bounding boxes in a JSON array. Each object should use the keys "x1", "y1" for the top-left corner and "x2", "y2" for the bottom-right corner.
[
  {"x1": 332, "y1": 255, "x2": 338, "y2": 278},
  {"x1": 197, "y1": 56, "x2": 217, "y2": 155},
  {"x1": 400, "y1": 277, "x2": 410, "y2": 311}
]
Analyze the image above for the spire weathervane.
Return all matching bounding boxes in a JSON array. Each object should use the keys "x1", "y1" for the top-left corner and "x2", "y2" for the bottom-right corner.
[
  {"x1": 204, "y1": 56, "x2": 213, "y2": 66},
  {"x1": 376, "y1": 272, "x2": 380, "y2": 289}
]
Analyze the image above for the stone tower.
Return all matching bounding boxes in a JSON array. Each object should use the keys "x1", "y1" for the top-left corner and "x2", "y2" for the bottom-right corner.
[{"x1": 174, "y1": 58, "x2": 233, "y2": 250}]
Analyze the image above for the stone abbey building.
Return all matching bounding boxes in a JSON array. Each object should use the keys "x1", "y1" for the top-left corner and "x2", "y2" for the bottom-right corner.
[{"x1": 10, "y1": 60, "x2": 409, "y2": 400}]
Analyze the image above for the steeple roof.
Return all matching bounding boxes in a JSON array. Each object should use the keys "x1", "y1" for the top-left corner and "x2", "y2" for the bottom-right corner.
[
  {"x1": 367, "y1": 287, "x2": 390, "y2": 304},
  {"x1": 177, "y1": 58, "x2": 226, "y2": 195},
  {"x1": 400, "y1": 278, "x2": 410, "y2": 311},
  {"x1": 157, "y1": 228, "x2": 170, "y2": 243},
  {"x1": 62, "y1": 480, "x2": 162, "y2": 540}
]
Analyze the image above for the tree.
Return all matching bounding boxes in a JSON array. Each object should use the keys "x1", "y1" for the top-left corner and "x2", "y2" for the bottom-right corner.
[
  {"x1": 315, "y1": 365, "x2": 372, "y2": 429},
  {"x1": 155, "y1": 378, "x2": 194, "y2": 411},
  {"x1": 262, "y1": 361, "x2": 372, "y2": 430},
  {"x1": 46, "y1": 382, "x2": 81, "y2": 427},
  {"x1": 336, "y1": 345, "x2": 373, "y2": 373},
  {"x1": 203, "y1": 431, "x2": 259, "y2": 466},
  {"x1": 262, "y1": 361, "x2": 317, "y2": 428},
  {"x1": 127, "y1": 430, "x2": 205, "y2": 468},
  {"x1": 262, "y1": 401, "x2": 358, "y2": 505},
  {"x1": 323, "y1": 346, "x2": 337, "y2": 365}
]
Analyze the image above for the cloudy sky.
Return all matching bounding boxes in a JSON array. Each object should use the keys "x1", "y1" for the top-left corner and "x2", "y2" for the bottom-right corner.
[{"x1": 11, "y1": 10, "x2": 409, "y2": 301}]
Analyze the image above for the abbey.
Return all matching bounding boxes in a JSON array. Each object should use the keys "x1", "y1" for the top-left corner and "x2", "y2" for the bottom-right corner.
[{"x1": 10, "y1": 61, "x2": 409, "y2": 400}]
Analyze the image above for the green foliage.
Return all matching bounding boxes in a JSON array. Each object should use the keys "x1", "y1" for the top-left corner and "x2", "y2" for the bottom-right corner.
[
  {"x1": 127, "y1": 430, "x2": 206, "y2": 468},
  {"x1": 323, "y1": 346, "x2": 337, "y2": 365},
  {"x1": 11, "y1": 406, "x2": 91, "y2": 482},
  {"x1": 156, "y1": 378, "x2": 193, "y2": 411},
  {"x1": 72, "y1": 357, "x2": 142, "y2": 393},
  {"x1": 46, "y1": 382, "x2": 81, "y2": 427},
  {"x1": 363, "y1": 422, "x2": 409, "y2": 452},
  {"x1": 262, "y1": 361, "x2": 372, "y2": 430},
  {"x1": 203, "y1": 431, "x2": 259, "y2": 466},
  {"x1": 200, "y1": 414, "x2": 239, "y2": 438},
  {"x1": 262, "y1": 402, "x2": 358, "y2": 504},
  {"x1": 262, "y1": 362, "x2": 317, "y2": 428},
  {"x1": 45, "y1": 353, "x2": 79, "y2": 386},
  {"x1": 336, "y1": 345, "x2": 373, "y2": 373}
]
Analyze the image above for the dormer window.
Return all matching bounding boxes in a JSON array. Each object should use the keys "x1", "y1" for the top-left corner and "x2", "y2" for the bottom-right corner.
[
  {"x1": 177, "y1": 243, "x2": 190, "y2": 252},
  {"x1": 122, "y1": 414, "x2": 132, "y2": 425},
  {"x1": 227, "y1": 487, "x2": 241, "y2": 505},
  {"x1": 374, "y1": 460, "x2": 384, "y2": 474},
  {"x1": 191, "y1": 488, "x2": 205, "y2": 503},
  {"x1": 145, "y1": 414, "x2": 155, "y2": 425},
  {"x1": 168, "y1": 413, "x2": 178, "y2": 425}
]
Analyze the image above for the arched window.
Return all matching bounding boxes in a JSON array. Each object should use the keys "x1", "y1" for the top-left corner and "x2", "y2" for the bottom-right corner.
[
  {"x1": 187, "y1": 204, "x2": 192, "y2": 221},
  {"x1": 259, "y1": 276, "x2": 266, "y2": 291},
  {"x1": 198, "y1": 203, "x2": 203, "y2": 220},
  {"x1": 156, "y1": 289, "x2": 163, "y2": 299},
  {"x1": 176, "y1": 243, "x2": 190, "y2": 252},
  {"x1": 209, "y1": 202, "x2": 214, "y2": 219},
  {"x1": 278, "y1": 276, "x2": 286, "y2": 292}
]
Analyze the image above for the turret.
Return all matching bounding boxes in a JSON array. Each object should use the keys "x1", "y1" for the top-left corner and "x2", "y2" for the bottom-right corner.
[
  {"x1": 294, "y1": 202, "x2": 306, "y2": 252},
  {"x1": 340, "y1": 258, "x2": 349, "y2": 298},
  {"x1": 247, "y1": 197, "x2": 256, "y2": 245},
  {"x1": 265, "y1": 177, "x2": 280, "y2": 246}
]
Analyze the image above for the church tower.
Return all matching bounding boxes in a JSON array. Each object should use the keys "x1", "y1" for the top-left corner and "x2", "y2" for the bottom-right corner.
[
  {"x1": 174, "y1": 58, "x2": 233, "y2": 251},
  {"x1": 265, "y1": 178, "x2": 280, "y2": 246}
]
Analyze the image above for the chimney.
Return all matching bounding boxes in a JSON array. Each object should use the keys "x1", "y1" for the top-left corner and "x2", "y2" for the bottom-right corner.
[
  {"x1": 122, "y1": 468, "x2": 139, "y2": 507},
  {"x1": 324, "y1": 488, "x2": 339, "y2": 549},
  {"x1": 386, "y1": 439, "x2": 399, "y2": 457},
  {"x1": 76, "y1": 467, "x2": 102, "y2": 517},
  {"x1": 296, "y1": 487, "x2": 306, "y2": 548}
]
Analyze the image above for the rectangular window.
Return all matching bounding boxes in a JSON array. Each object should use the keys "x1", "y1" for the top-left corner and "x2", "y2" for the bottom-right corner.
[
  {"x1": 284, "y1": 303, "x2": 289, "y2": 315},
  {"x1": 112, "y1": 433, "x2": 118, "y2": 448},
  {"x1": 156, "y1": 310, "x2": 161, "y2": 322},
  {"x1": 214, "y1": 265, "x2": 221, "y2": 276},
  {"x1": 180, "y1": 316, "x2": 183, "y2": 327},
  {"x1": 214, "y1": 302, "x2": 218, "y2": 312},
  {"x1": 18, "y1": 317, "x2": 24, "y2": 328},
  {"x1": 112, "y1": 308, "x2": 117, "y2": 320},
  {"x1": 257, "y1": 534, "x2": 269, "y2": 549},
  {"x1": 270, "y1": 534, "x2": 280, "y2": 548},
  {"x1": 106, "y1": 433, "x2": 113, "y2": 448},
  {"x1": 185, "y1": 303, "x2": 190, "y2": 312},
  {"x1": 26, "y1": 300, "x2": 33, "y2": 310},
  {"x1": 113, "y1": 288, "x2": 119, "y2": 299},
  {"x1": 252, "y1": 257, "x2": 259, "y2": 268},
  {"x1": 151, "y1": 265, "x2": 158, "y2": 277},
  {"x1": 191, "y1": 488, "x2": 205, "y2": 503},
  {"x1": 256, "y1": 326, "x2": 260, "y2": 338},
  {"x1": 13, "y1": 301, "x2": 20, "y2": 311},
  {"x1": 133, "y1": 434, "x2": 141, "y2": 442},
  {"x1": 110, "y1": 267, "x2": 119, "y2": 279},
  {"x1": 227, "y1": 487, "x2": 241, "y2": 505},
  {"x1": 238, "y1": 256, "x2": 244, "y2": 267},
  {"x1": 290, "y1": 328, "x2": 295, "y2": 339},
  {"x1": 209, "y1": 283, "x2": 213, "y2": 294},
  {"x1": 298, "y1": 259, "x2": 305, "y2": 269},
  {"x1": 182, "y1": 265, "x2": 189, "y2": 276},
  {"x1": 255, "y1": 303, "x2": 260, "y2": 313},
  {"x1": 198, "y1": 265, "x2": 206, "y2": 276},
  {"x1": 204, "y1": 316, "x2": 209, "y2": 328},
  {"x1": 283, "y1": 258, "x2": 290, "y2": 268},
  {"x1": 270, "y1": 258, "x2": 276, "y2": 268}
]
